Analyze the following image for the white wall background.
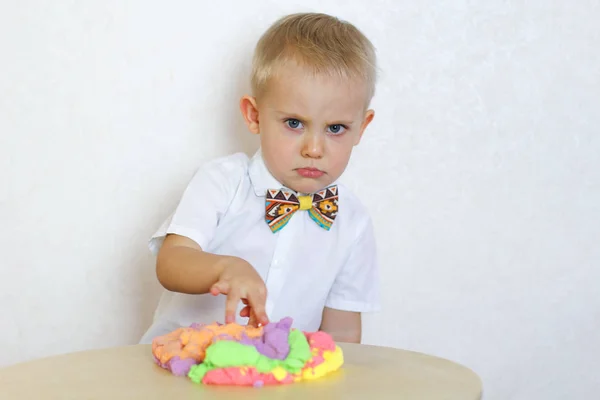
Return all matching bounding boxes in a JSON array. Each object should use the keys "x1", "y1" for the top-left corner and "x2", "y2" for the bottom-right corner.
[{"x1": 1, "y1": 1, "x2": 599, "y2": 399}]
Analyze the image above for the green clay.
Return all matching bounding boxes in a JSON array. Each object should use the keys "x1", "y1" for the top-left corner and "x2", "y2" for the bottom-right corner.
[
  {"x1": 284, "y1": 329, "x2": 312, "y2": 371},
  {"x1": 187, "y1": 329, "x2": 312, "y2": 384}
]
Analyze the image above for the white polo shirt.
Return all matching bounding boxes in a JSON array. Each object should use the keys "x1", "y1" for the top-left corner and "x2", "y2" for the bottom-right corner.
[{"x1": 139, "y1": 150, "x2": 380, "y2": 344}]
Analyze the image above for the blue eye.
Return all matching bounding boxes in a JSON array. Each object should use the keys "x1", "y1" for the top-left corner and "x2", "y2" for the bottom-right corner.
[
  {"x1": 328, "y1": 124, "x2": 346, "y2": 135},
  {"x1": 286, "y1": 119, "x2": 303, "y2": 129}
]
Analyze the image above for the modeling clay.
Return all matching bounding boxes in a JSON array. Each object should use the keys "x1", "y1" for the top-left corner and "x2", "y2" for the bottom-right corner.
[{"x1": 151, "y1": 317, "x2": 344, "y2": 386}]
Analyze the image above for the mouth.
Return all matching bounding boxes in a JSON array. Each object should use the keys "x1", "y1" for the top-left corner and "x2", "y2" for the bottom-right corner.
[{"x1": 295, "y1": 167, "x2": 325, "y2": 178}]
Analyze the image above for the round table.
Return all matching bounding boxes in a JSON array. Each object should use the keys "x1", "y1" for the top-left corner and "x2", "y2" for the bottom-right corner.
[{"x1": 0, "y1": 343, "x2": 482, "y2": 399}]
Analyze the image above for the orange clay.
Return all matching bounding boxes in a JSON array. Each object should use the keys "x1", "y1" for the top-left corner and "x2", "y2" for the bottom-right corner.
[{"x1": 152, "y1": 323, "x2": 263, "y2": 366}]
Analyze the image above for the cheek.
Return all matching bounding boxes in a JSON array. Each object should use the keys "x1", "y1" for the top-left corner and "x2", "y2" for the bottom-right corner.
[
  {"x1": 330, "y1": 154, "x2": 351, "y2": 173},
  {"x1": 260, "y1": 126, "x2": 298, "y2": 166},
  {"x1": 262, "y1": 130, "x2": 295, "y2": 154},
  {"x1": 327, "y1": 138, "x2": 354, "y2": 165}
]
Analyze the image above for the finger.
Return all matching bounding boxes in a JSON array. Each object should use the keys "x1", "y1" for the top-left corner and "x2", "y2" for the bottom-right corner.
[
  {"x1": 210, "y1": 281, "x2": 230, "y2": 296},
  {"x1": 247, "y1": 288, "x2": 269, "y2": 326},
  {"x1": 239, "y1": 305, "x2": 251, "y2": 318},
  {"x1": 225, "y1": 290, "x2": 241, "y2": 324},
  {"x1": 248, "y1": 313, "x2": 259, "y2": 327}
]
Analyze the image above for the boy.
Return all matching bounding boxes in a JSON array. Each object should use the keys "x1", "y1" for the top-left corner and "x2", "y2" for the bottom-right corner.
[{"x1": 140, "y1": 12, "x2": 380, "y2": 344}]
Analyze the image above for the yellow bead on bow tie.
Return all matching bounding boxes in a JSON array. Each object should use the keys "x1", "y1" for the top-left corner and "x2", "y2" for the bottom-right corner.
[{"x1": 298, "y1": 196, "x2": 313, "y2": 210}]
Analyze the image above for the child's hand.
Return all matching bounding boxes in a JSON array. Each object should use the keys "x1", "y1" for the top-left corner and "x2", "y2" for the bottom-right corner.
[
  {"x1": 209, "y1": 257, "x2": 269, "y2": 326},
  {"x1": 240, "y1": 298, "x2": 260, "y2": 327}
]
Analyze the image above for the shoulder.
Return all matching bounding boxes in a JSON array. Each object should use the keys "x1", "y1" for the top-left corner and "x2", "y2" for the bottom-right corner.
[
  {"x1": 336, "y1": 183, "x2": 374, "y2": 240},
  {"x1": 179, "y1": 152, "x2": 252, "y2": 206},
  {"x1": 337, "y1": 183, "x2": 371, "y2": 221},
  {"x1": 198, "y1": 152, "x2": 250, "y2": 177},
  {"x1": 187, "y1": 152, "x2": 250, "y2": 187}
]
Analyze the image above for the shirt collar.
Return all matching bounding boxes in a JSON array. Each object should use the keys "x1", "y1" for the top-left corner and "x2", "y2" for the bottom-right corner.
[{"x1": 248, "y1": 149, "x2": 284, "y2": 196}]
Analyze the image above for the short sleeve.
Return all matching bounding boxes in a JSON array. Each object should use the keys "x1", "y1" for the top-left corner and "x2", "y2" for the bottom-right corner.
[
  {"x1": 148, "y1": 153, "x2": 248, "y2": 255},
  {"x1": 325, "y1": 217, "x2": 381, "y2": 313}
]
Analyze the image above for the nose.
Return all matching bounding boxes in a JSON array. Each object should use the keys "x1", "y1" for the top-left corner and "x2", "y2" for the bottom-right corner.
[{"x1": 301, "y1": 131, "x2": 324, "y2": 159}]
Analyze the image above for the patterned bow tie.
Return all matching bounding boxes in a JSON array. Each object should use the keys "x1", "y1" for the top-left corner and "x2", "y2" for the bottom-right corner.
[{"x1": 265, "y1": 186, "x2": 339, "y2": 233}]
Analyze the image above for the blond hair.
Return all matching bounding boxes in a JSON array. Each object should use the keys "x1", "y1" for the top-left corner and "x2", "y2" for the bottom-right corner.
[{"x1": 251, "y1": 13, "x2": 377, "y2": 102}]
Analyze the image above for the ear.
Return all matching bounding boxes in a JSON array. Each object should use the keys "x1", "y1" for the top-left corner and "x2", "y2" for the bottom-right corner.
[
  {"x1": 355, "y1": 109, "x2": 375, "y2": 145},
  {"x1": 239, "y1": 95, "x2": 260, "y2": 134}
]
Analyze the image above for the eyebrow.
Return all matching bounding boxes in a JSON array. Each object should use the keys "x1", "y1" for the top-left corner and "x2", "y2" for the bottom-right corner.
[
  {"x1": 274, "y1": 110, "x2": 307, "y2": 120},
  {"x1": 274, "y1": 110, "x2": 355, "y2": 126}
]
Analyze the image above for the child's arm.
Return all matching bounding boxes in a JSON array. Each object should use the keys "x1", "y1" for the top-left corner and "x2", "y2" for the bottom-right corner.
[
  {"x1": 319, "y1": 307, "x2": 361, "y2": 343},
  {"x1": 156, "y1": 234, "x2": 226, "y2": 294},
  {"x1": 156, "y1": 234, "x2": 269, "y2": 325}
]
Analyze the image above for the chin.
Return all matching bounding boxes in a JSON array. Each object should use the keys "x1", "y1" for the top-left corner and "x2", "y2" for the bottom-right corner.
[{"x1": 292, "y1": 180, "x2": 332, "y2": 194}]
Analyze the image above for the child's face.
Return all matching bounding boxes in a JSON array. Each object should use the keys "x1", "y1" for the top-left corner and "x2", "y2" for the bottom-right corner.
[{"x1": 241, "y1": 63, "x2": 374, "y2": 194}]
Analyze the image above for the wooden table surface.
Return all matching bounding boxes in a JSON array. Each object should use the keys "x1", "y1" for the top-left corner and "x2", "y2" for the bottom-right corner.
[{"x1": 0, "y1": 343, "x2": 482, "y2": 399}]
